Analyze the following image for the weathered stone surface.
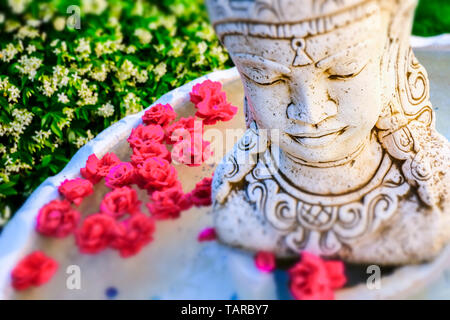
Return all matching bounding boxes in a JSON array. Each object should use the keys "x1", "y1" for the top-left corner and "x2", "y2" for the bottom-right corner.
[{"x1": 208, "y1": 0, "x2": 450, "y2": 265}]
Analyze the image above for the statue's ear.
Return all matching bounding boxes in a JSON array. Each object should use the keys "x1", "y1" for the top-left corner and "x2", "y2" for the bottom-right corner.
[{"x1": 377, "y1": 37, "x2": 407, "y2": 132}]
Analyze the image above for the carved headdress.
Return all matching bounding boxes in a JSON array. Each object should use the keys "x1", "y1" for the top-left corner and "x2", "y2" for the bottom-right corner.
[{"x1": 207, "y1": 0, "x2": 448, "y2": 208}]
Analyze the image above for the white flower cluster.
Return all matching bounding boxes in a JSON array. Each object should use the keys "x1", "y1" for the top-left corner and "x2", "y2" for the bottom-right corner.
[
  {"x1": 74, "y1": 129, "x2": 94, "y2": 148},
  {"x1": 0, "y1": 77, "x2": 20, "y2": 103},
  {"x1": 32, "y1": 129, "x2": 51, "y2": 145},
  {"x1": 7, "y1": 0, "x2": 31, "y2": 14},
  {"x1": 116, "y1": 59, "x2": 148, "y2": 84},
  {"x1": 0, "y1": 43, "x2": 19, "y2": 62},
  {"x1": 123, "y1": 92, "x2": 142, "y2": 115},
  {"x1": 16, "y1": 55, "x2": 42, "y2": 80},
  {"x1": 134, "y1": 28, "x2": 152, "y2": 45},
  {"x1": 153, "y1": 62, "x2": 167, "y2": 81},
  {"x1": 97, "y1": 101, "x2": 115, "y2": 118},
  {"x1": 77, "y1": 79, "x2": 98, "y2": 106}
]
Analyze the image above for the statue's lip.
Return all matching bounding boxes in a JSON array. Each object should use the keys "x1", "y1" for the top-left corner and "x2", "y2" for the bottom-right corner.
[
  {"x1": 288, "y1": 126, "x2": 348, "y2": 139},
  {"x1": 288, "y1": 126, "x2": 348, "y2": 147}
]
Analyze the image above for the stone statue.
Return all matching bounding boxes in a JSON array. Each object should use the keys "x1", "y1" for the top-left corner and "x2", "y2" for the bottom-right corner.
[{"x1": 207, "y1": 0, "x2": 450, "y2": 265}]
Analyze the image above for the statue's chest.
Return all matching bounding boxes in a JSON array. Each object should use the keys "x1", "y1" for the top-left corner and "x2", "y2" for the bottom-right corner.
[{"x1": 244, "y1": 150, "x2": 411, "y2": 255}]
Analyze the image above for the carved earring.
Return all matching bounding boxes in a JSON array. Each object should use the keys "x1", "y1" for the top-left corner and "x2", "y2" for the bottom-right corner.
[{"x1": 291, "y1": 38, "x2": 313, "y2": 67}]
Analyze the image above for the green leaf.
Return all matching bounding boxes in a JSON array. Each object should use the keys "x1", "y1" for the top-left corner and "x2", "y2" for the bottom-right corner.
[
  {"x1": 50, "y1": 120, "x2": 63, "y2": 139},
  {"x1": 41, "y1": 155, "x2": 52, "y2": 167}
]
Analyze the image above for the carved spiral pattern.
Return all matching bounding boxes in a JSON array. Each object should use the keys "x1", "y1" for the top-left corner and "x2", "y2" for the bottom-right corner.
[
  {"x1": 405, "y1": 49, "x2": 429, "y2": 107},
  {"x1": 224, "y1": 154, "x2": 240, "y2": 179},
  {"x1": 245, "y1": 160, "x2": 410, "y2": 255}
]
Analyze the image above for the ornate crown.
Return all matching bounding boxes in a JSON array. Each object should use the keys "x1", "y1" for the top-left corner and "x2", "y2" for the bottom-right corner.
[{"x1": 206, "y1": 0, "x2": 380, "y2": 40}]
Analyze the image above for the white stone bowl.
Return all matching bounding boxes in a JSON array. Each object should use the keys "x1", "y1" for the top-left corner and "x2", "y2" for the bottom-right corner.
[{"x1": 0, "y1": 38, "x2": 449, "y2": 300}]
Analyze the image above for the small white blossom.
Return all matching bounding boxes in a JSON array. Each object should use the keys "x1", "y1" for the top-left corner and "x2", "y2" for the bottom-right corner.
[
  {"x1": 82, "y1": 0, "x2": 108, "y2": 15},
  {"x1": 32, "y1": 129, "x2": 51, "y2": 144},
  {"x1": 97, "y1": 101, "x2": 115, "y2": 117},
  {"x1": 134, "y1": 28, "x2": 152, "y2": 45},
  {"x1": 1, "y1": 43, "x2": 18, "y2": 62},
  {"x1": 57, "y1": 92, "x2": 69, "y2": 104},
  {"x1": 7, "y1": 86, "x2": 20, "y2": 103},
  {"x1": 75, "y1": 38, "x2": 92, "y2": 57},
  {"x1": 153, "y1": 62, "x2": 167, "y2": 81},
  {"x1": 53, "y1": 17, "x2": 66, "y2": 31},
  {"x1": 8, "y1": 0, "x2": 31, "y2": 14},
  {"x1": 26, "y1": 44, "x2": 36, "y2": 54},
  {"x1": 168, "y1": 39, "x2": 185, "y2": 58},
  {"x1": 123, "y1": 92, "x2": 141, "y2": 115},
  {"x1": 16, "y1": 55, "x2": 42, "y2": 80},
  {"x1": 74, "y1": 129, "x2": 94, "y2": 148},
  {"x1": 17, "y1": 26, "x2": 39, "y2": 39}
]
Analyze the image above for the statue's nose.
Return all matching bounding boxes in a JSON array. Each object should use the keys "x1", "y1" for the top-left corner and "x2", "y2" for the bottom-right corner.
[{"x1": 286, "y1": 84, "x2": 337, "y2": 125}]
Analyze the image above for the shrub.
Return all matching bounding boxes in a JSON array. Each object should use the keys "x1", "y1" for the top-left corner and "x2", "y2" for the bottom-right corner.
[{"x1": 0, "y1": 0, "x2": 232, "y2": 224}]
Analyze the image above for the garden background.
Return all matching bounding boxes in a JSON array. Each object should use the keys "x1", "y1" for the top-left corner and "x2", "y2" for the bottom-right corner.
[{"x1": 0, "y1": 0, "x2": 449, "y2": 227}]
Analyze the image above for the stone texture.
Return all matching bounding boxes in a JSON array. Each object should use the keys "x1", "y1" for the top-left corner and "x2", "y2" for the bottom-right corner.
[{"x1": 208, "y1": 0, "x2": 450, "y2": 265}]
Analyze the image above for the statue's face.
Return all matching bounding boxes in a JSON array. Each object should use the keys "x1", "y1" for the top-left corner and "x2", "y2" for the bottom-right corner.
[{"x1": 224, "y1": 13, "x2": 385, "y2": 164}]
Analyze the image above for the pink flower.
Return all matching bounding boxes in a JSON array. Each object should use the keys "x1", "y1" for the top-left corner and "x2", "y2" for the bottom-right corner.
[
  {"x1": 127, "y1": 124, "x2": 165, "y2": 149},
  {"x1": 254, "y1": 251, "x2": 276, "y2": 273},
  {"x1": 75, "y1": 214, "x2": 116, "y2": 254},
  {"x1": 197, "y1": 227, "x2": 217, "y2": 242},
  {"x1": 189, "y1": 177, "x2": 212, "y2": 207},
  {"x1": 11, "y1": 251, "x2": 58, "y2": 291},
  {"x1": 147, "y1": 187, "x2": 192, "y2": 220},
  {"x1": 172, "y1": 138, "x2": 211, "y2": 167},
  {"x1": 165, "y1": 117, "x2": 203, "y2": 145},
  {"x1": 190, "y1": 80, "x2": 238, "y2": 125},
  {"x1": 135, "y1": 157, "x2": 179, "y2": 192},
  {"x1": 58, "y1": 178, "x2": 93, "y2": 206},
  {"x1": 80, "y1": 153, "x2": 120, "y2": 184},
  {"x1": 142, "y1": 103, "x2": 177, "y2": 127},
  {"x1": 100, "y1": 186, "x2": 141, "y2": 219},
  {"x1": 288, "y1": 252, "x2": 347, "y2": 300},
  {"x1": 36, "y1": 199, "x2": 80, "y2": 238},
  {"x1": 105, "y1": 162, "x2": 135, "y2": 189},
  {"x1": 131, "y1": 143, "x2": 171, "y2": 166},
  {"x1": 111, "y1": 214, "x2": 155, "y2": 258}
]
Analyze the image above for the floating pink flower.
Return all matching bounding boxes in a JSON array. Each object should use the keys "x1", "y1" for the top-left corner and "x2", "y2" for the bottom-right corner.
[
  {"x1": 131, "y1": 143, "x2": 171, "y2": 166},
  {"x1": 189, "y1": 177, "x2": 212, "y2": 207},
  {"x1": 172, "y1": 138, "x2": 211, "y2": 167},
  {"x1": 100, "y1": 186, "x2": 141, "y2": 219},
  {"x1": 142, "y1": 103, "x2": 177, "y2": 127},
  {"x1": 58, "y1": 178, "x2": 93, "y2": 206},
  {"x1": 75, "y1": 214, "x2": 116, "y2": 254},
  {"x1": 147, "y1": 187, "x2": 192, "y2": 220},
  {"x1": 11, "y1": 251, "x2": 58, "y2": 291},
  {"x1": 254, "y1": 251, "x2": 276, "y2": 273},
  {"x1": 127, "y1": 124, "x2": 165, "y2": 149},
  {"x1": 36, "y1": 199, "x2": 80, "y2": 238},
  {"x1": 190, "y1": 80, "x2": 238, "y2": 125},
  {"x1": 111, "y1": 214, "x2": 155, "y2": 258},
  {"x1": 105, "y1": 162, "x2": 135, "y2": 189},
  {"x1": 197, "y1": 227, "x2": 217, "y2": 242},
  {"x1": 135, "y1": 157, "x2": 179, "y2": 192},
  {"x1": 288, "y1": 252, "x2": 347, "y2": 300},
  {"x1": 80, "y1": 153, "x2": 120, "y2": 184},
  {"x1": 165, "y1": 116, "x2": 203, "y2": 145}
]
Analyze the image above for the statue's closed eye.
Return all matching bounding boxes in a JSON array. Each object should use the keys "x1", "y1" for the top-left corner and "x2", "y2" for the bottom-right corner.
[
  {"x1": 233, "y1": 53, "x2": 291, "y2": 85},
  {"x1": 327, "y1": 61, "x2": 368, "y2": 81}
]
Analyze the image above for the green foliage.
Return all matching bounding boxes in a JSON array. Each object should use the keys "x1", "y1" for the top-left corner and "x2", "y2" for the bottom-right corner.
[
  {"x1": 414, "y1": 0, "x2": 450, "y2": 36},
  {"x1": 0, "y1": 0, "x2": 231, "y2": 223},
  {"x1": 0, "y1": 0, "x2": 448, "y2": 225}
]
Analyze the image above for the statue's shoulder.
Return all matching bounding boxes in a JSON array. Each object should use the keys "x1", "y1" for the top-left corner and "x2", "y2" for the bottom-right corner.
[{"x1": 212, "y1": 122, "x2": 268, "y2": 205}]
